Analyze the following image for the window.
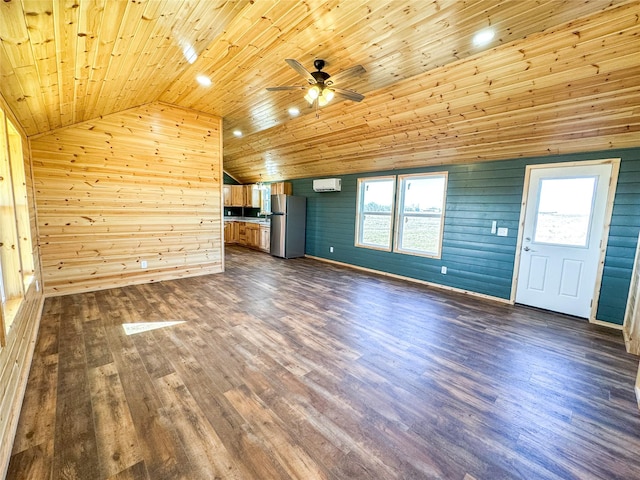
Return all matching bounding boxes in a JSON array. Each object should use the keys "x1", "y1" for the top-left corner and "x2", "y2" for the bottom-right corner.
[
  {"x1": 533, "y1": 176, "x2": 597, "y2": 247},
  {"x1": 0, "y1": 106, "x2": 34, "y2": 342},
  {"x1": 355, "y1": 172, "x2": 447, "y2": 258},
  {"x1": 395, "y1": 173, "x2": 447, "y2": 257},
  {"x1": 355, "y1": 176, "x2": 396, "y2": 250}
]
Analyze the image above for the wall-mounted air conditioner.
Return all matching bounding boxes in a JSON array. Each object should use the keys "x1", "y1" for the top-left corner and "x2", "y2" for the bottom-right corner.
[{"x1": 313, "y1": 178, "x2": 342, "y2": 192}]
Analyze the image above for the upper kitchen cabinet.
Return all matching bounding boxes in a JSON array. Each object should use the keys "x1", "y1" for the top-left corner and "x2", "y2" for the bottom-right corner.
[
  {"x1": 270, "y1": 182, "x2": 292, "y2": 195},
  {"x1": 244, "y1": 185, "x2": 261, "y2": 208},
  {"x1": 223, "y1": 184, "x2": 243, "y2": 206},
  {"x1": 231, "y1": 185, "x2": 244, "y2": 206},
  {"x1": 224, "y1": 182, "x2": 291, "y2": 208}
]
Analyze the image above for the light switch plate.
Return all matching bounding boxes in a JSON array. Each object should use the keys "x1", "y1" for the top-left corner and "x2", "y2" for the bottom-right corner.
[{"x1": 497, "y1": 227, "x2": 508, "y2": 237}]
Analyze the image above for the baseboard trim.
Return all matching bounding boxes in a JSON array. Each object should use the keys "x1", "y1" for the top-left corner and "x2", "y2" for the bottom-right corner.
[
  {"x1": 590, "y1": 318, "x2": 624, "y2": 331},
  {"x1": 305, "y1": 255, "x2": 513, "y2": 305}
]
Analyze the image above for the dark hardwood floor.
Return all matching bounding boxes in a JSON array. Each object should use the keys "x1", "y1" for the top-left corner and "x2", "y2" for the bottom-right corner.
[{"x1": 7, "y1": 245, "x2": 640, "y2": 479}]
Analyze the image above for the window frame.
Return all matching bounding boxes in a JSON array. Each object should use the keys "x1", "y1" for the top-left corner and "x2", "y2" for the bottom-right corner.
[
  {"x1": 531, "y1": 175, "x2": 598, "y2": 249},
  {"x1": 355, "y1": 172, "x2": 448, "y2": 258},
  {"x1": 393, "y1": 172, "x2": 448, "y2": 259},
  {"x1": 354, "y1": 176, "x2": 397, "y2": 251},
  {"x1": 0, "y1": 106, "x2": 35, "y2": 344}
]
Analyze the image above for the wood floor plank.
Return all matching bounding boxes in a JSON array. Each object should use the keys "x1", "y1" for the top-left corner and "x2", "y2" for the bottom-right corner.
[
  {"x1": 106, "y1": 461, "x2": 149, "y2": 480},
  {"x1": 33, "y1": 295, "x2": 61, "y2": 357},
  {"x1": 84, "y1": 318, "x2": 114, "y2": 369},
  {"x1": 51, "y1": 295, "x2": 101, "y2": 480},
  {"x1": 153, "y1": 372, "x2": 245, "y2": 480},
  {"x1": 10, "y1": 354, "x2": 58, "y2": 455},
  {"x1": 5, "y1": 441, "x2": 53, "y2": 480},
  {"x1": 7, "y1": 245, "x2": 640, "y2": 479},
  {"x1": 88, "y1": 362, "x2": 143, "y2": 478},
  {"x1": 224, "y1": 384, "x2": 327, "y2": 479}
]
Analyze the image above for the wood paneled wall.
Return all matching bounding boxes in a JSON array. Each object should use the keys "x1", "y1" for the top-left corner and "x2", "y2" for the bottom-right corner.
[
  {"x1": 31, "y1": 103, "x2": 223, "y2": 296},
  {"x1": 0, "y1": 94, "x2": 44, "y2": 479}
]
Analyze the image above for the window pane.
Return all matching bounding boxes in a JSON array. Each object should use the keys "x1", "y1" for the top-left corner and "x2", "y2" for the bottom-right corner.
[
  {"x1": 534, "y1": 177, "x2": 596, "y2": 247},
  {"x1": 402, "y1": 177, "x2": 445, "y2": 214},
  {"x1": 400, "y1": 216, "x2": 441, "y2": 253},
  {"x1": 395, "y1": 173, "x2": 447, "y2": 257},
  {"x1": 7, "y1": 121, "x2": 34, "y2": 287},
  {"x1": 362, "y1": 214, "x2": 392, "y2": 248},
  {"x1": 356, "y1": 177, "x2": 395, "y2": 250},
  {"x1": 363, "y1": 180, "x2": 394, "y2": 212}
]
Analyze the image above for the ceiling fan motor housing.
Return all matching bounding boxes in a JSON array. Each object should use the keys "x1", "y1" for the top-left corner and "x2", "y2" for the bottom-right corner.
[
  {"x1": 311, "y1": 59, "x2": 330, "y2": 85},
  {"x1": 311, "y1": 70, "x2": 330, "y2": 85}
]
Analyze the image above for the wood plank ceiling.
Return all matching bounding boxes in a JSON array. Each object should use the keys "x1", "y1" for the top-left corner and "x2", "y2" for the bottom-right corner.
[{"x1": 1, "y1": 0, "x2": 639, "y2": 183}]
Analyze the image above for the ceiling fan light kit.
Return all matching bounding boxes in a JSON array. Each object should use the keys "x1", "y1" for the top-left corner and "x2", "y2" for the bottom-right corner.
[{"x1": 267, "y1": 58, "x2": 365, "y2": 114}]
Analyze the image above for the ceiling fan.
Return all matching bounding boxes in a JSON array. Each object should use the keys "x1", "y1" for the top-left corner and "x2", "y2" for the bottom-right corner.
[{"x1": 266, "y1": 59, "x2": 365, "y2": 108}]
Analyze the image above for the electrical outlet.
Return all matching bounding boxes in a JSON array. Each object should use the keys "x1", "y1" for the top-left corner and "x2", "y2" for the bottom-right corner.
[
  {"x1": 441, "y1": 266, "x2": 447, "y2": 274},
  {"x1": 330, "y1": 246, "x2": 334, "y2": 253},
  {"x1": 141, "y1": 260, "x2": 148, "y2": 269}
]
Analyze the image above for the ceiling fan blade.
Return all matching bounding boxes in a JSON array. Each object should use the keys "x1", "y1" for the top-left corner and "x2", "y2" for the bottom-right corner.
[
  {"x1": 285, "y1": 59, "x2": 315, "y2": 84},
  {"x1": 325, "y1": 64, "x2": 366, "y2": 86},
  {"x1": 333, "y1": 88, "x2": 364, "y2": 102},
  {"x1": 266, "y1": 86, "x2": 307, "y2": 91}
]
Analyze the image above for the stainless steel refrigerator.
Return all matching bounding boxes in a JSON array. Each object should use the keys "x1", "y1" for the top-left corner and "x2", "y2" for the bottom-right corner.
[{"x1": 270, "y1": 194, "x2": 306, "y2": 258}]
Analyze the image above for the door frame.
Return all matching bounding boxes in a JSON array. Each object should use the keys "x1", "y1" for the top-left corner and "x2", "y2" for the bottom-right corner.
[{"x1": 510, "y1": 158, "x2": 621, "y2": 325}]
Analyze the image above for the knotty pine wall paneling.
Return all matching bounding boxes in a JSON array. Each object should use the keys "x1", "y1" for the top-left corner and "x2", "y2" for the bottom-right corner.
[
  {"x1": 0, "y1": 94, "x2": 44, "y2": 479},
  {"x1": 294, "y1": 147, "x2": 640, "y2": 327},
  {"x1": 31, "y1": 102, "x2": 223, "y2": 296}
]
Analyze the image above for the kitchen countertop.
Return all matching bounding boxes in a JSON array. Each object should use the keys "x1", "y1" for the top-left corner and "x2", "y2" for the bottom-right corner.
[{"x1": 224, "y1": 217, "x2": 270, "y2": 225}]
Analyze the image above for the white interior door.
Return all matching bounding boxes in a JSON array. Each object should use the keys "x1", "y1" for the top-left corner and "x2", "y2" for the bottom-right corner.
[{"x1": 515, "y1": 163, "x2": 613, "y2": 318}]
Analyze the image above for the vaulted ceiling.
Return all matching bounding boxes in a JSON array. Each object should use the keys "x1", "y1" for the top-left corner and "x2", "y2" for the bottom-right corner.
[{"x1": 1, "y1": 0, "x2": 639, "y2": 183}]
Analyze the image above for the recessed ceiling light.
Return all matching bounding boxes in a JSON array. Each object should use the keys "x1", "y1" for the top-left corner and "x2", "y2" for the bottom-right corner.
[
  {"x1": 233, "y1": 130, "x2": 242, "y2": 137},
  {"x1": 473, "y1": 29, "x2": 495, "y2": 47},
  {"x1": 288, "y1": 107, "x2": 300, "y2": 116},
  {"x1": 196, "y1": 74, "x2": 211, "y2": 87}
]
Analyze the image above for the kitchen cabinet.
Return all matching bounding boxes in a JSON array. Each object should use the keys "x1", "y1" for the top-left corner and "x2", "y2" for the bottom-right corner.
[
  {"x1": 259, "y1": 225, "x2": 270, "y2": 252},
  {"x1": 232, "y1": 221, "x2": 239, "y2": 241},
  {"x1": 244, "y1": 184, "x2": 261, "y2": 208},
  {"x1": 224, "y1": 221, "x2": 267, "y2": 251},
  {"x1": 237, "y1": 221, "x2": 246, "y2": 244},
  {"x1": 223, "y1": 183, "x2": 271, "y2": 207},
  {"x1": 224, "y1": 222, "x2": 232, "y2": 243},
  {"x1": 224, "y1": 222, "x2": 240, "y2": 244},
  {"x1": 270, "y1": 182, "x2": 292, "y2": 195},
  {"x1": 231, "y1": 185, "x2": 244, "y2": 206},
  {"x1": 245, "y1": 223, "x2": 260, "y2": 248}
]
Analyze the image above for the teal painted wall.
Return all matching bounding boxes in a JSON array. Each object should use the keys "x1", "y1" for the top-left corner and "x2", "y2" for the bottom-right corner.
[
  {"x1": 291, "y1": 148, "x2": 640, "y2": 325},
  {"x1": 223, "y1": 172, "x2": 240, "y2": 185}
]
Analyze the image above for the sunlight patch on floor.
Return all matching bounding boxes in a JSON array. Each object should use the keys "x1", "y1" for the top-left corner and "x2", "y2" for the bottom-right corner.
[{"x1": 122, "y1": 321, "x2": 186, "y2": 335}]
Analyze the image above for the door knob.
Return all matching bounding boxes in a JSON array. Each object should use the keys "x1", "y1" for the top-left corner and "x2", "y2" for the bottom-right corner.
[{"x1": 523, "y1": 246, "x2": 531, "y2": 251}]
